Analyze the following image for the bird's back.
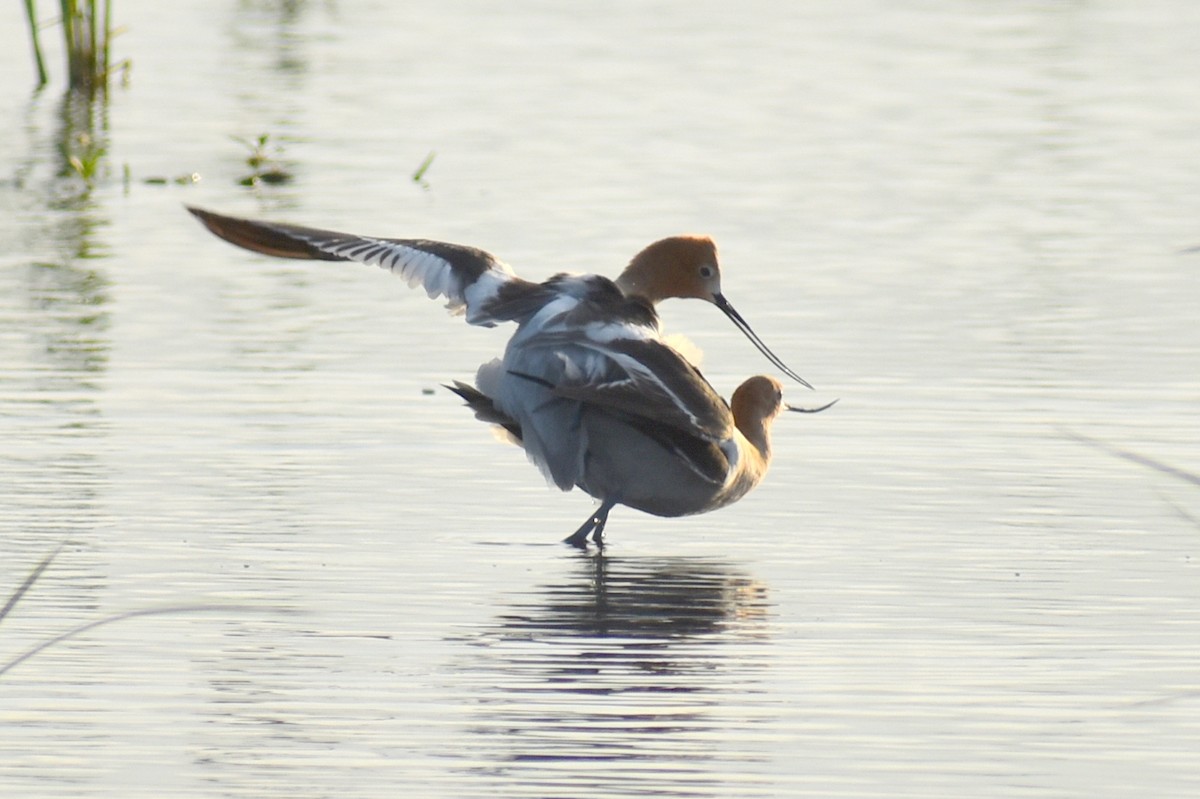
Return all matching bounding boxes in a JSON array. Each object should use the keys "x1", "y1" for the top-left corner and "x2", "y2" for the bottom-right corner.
[{"x1": 459, "y1": 273, "x2": 750, "y2": 514}]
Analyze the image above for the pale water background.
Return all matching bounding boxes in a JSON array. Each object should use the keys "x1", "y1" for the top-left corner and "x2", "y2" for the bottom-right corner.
[{"x1": 2, "y1": 2, "x2": 1199, "y2": 797}]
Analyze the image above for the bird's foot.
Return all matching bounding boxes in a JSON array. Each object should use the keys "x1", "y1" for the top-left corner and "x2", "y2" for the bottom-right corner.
[
  {"x1": 563, "y1": 521, "x2": 595, "y2": 549},
  {"x1": 563, "y1": 499, "x2": 616, "y2": 549}
]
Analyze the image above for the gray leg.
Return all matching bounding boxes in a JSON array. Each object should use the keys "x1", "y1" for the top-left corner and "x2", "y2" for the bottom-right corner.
[{"x1": 563, "y1": 498, "x2": 616, "y2": 548}]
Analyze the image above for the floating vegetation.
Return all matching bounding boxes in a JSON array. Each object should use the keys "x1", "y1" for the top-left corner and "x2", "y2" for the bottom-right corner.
[
  {"x1": 142, "y1": 173, "x2": 203, "y2": 186},
  {"x1": 66, "y1": 131, "x2": 105, "y2": 187},
  {"x1": 233, "y1": 132, "x2": 295, "y2": 187}
]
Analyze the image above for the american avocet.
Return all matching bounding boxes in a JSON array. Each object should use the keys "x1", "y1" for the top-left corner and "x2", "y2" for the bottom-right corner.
[
  {"x1": 185, "y1": 207, "x2": 812, "y2": 387},
  {"x1": 187, "y1": 206, "x2": 833, "y2": 545}
]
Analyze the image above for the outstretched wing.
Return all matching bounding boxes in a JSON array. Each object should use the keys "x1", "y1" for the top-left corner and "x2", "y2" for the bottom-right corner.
[{"x1": 187, "y1": 206, "x2": 537, "y2": 326}]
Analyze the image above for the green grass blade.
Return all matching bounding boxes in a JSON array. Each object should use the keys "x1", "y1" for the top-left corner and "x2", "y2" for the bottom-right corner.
[{"x1": 22, "y1": 0, "x2": 49, "y2": 87}]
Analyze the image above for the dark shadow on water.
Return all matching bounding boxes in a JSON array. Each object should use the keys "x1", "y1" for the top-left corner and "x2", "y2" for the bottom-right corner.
[
  {"x1": 495, "y1": 551, "x2": 769, "y2": 641},
  {"x1": 451, "y1": 553, "x2": 774, "y2": 798}
]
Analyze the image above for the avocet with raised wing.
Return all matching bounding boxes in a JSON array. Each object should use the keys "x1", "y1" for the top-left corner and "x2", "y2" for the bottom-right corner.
[{"x1": 188, "y1": 207, "x2": 833, "y2": 545}]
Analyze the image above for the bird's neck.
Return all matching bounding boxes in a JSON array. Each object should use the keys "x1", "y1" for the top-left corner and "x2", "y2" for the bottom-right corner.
[
  {"x1": 733, "y1": 418, "x2": 771, "y2": 474},
  {"x1": 614, "y1": 257, "x2": 678, "y2": 305},
  {"x1": 614, "y1": 270, "x2": 654, "y2": 303},
  {"x1": 717, "y1": 424, "x2": 771, "y2": 509}
]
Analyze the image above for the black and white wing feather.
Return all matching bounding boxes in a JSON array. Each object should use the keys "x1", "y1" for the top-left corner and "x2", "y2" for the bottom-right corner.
[{"x1": 187, "y1": 206, "x2": 533, "y2": 326}]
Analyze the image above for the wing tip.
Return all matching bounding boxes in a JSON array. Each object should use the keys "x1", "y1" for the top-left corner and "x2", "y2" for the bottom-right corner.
[{"x1": 185, "y1": 205, "x2": 341, "y2": 261}]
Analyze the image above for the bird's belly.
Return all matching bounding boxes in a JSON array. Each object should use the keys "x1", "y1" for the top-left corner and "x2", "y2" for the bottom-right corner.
[{"x1": 575, "y1": 414, "x2": 728, "y2": 518}]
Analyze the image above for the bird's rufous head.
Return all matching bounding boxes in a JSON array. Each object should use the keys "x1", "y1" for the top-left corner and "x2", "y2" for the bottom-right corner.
[
  {"x1": 731, "y1": 375, "x2": 786, "y2": 425},
  {"x1": 616, "y1": 235, "x2": 813, "y2": 389},
  {"x1": 615, "y1": 235, "x2": 721, "y2": 304}
]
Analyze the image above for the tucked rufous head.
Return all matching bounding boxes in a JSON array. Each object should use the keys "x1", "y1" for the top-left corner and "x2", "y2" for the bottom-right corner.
[
  {"x1": 729, "y1": 375, "x2": 786, "y2": 460},
  {"x1": 616, "y1": 236, "x2": 812, "y2": 389},
  {"x1": 732, "y1": 375, "x2": 838, "y2": 456},
  {"x1": 732, "y1": 375, "x2": 786, "y2": 423}
]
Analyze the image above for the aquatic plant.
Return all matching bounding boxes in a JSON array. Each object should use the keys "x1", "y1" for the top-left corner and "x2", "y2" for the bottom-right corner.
[
  {"x1": 23, "y1": 0, "x2": 127, "y2": 94},
  {"x1": 232, "y1": 132, "x2": 294, "y2": 187},
  {"x1": 22, "y1": 0, "x2": 49, "y2": 86},
  {"x1": 53, "y1": 89, "x2": 111, "y2": 197},
  {"x1": 66, "y1": 131, "x2": 105, "y2": 187},
  {"x1": 412, "y1": 150, "x2": 436, "y2": 188}
]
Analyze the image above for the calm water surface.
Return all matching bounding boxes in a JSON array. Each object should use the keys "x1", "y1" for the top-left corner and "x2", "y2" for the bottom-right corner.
[{"x1": 2, "y1": 2, "x2": 1198, "y2": 797}]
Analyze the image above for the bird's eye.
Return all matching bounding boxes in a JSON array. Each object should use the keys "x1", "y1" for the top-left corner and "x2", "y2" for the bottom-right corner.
[{"x1": 699, "y1": 265, "x2": 715, "y2": 279}]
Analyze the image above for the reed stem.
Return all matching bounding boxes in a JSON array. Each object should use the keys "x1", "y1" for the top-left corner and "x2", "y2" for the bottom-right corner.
[
  {"x1": 22, "y1": 0, "x2": 49, "y2": 87},
  {"x1": 45, "y1": 0, "x2": 113, "y2": 96}
]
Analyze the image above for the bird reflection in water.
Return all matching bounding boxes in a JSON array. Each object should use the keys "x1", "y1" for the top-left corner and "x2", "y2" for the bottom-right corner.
[
  {"x1": 495, "y1": 552, "x2": 768, "y2": 640},
  {"x1": 453, "y1": 554, "x2": 773, "y2": 797}
]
